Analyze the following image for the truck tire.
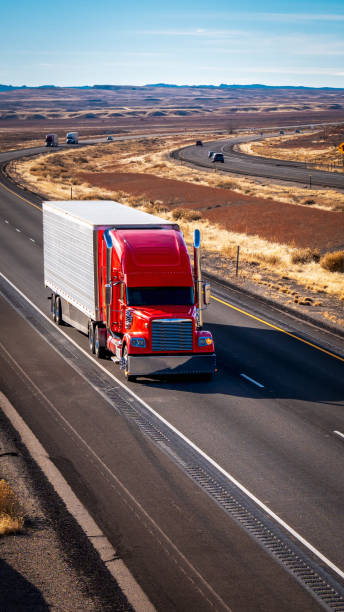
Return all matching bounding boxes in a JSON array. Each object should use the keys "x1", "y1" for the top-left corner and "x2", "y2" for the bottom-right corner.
[
  {"x1": 95, "y1": 325, "x2": 106, "y2": 359},
  {"x1": 123, "y1": 346, "x2": 136, "y2": 382},
  {"x1": 88, "y1": 322, "x2": 95, "y2": 354},
  {"x1": 54, "y1": 296, "x2": 63, "y2": 325},
  {"x1": 52, "y1": 293, "x2": 57, "y2": 322}
]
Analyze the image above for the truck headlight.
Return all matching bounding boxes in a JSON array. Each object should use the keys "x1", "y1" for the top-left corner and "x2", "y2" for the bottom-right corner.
[
  {"x1": 198, "y1": 336, "x2": 213, "y2": 347},
  {"x1": 131, "y1": 337, "x2": 146, "y2": 348}
]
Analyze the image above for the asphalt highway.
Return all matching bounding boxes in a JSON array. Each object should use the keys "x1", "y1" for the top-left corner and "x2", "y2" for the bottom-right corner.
[
  {"x1": 176, "y1": 134, "x2": 344, "y2": 190},
  {"x1": 1, "y1": 143, "x2": 344, "y2": 610}
]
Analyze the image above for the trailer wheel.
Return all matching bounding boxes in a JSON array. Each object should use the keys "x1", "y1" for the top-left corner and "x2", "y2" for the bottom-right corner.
[
  {"x1": 52, "y1": 294, "x2": 57, "y2": 322},
  {"x1": 54, "y1": 296, "x2": 63, "y2": 325},
  {"x1": 95, "y1": 325, "x2": 106, "y2": 359},
  {"x1": 88, "y1": 322, "x2": 95, "y2": 354},
  {"x1": 123, "y1": 346, "x2": 136, "y2": 382}
]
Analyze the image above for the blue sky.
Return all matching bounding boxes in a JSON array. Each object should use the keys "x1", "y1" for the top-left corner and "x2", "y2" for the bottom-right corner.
[{"x1": 1, "y1": 0, "x2": 344, "y2": 87}]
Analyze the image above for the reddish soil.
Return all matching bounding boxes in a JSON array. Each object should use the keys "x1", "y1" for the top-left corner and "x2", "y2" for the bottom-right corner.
[{"x1": 80, "y1": 171, "x2": 344, "y2": 251}]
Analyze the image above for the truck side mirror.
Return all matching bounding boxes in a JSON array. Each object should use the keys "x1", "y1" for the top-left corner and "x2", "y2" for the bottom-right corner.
[
  {"x1": 203, "y1": 282, "x2": 211, "y2": 306},
  {"x1": 105, "y1": 284, "x2": 112, "y2": 305}
]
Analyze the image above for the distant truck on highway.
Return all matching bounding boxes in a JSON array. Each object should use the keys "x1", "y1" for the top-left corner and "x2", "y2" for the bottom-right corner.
[
  {"x1": 66, "y1": 131, "x2": 79, "y2": 144},
  {"x1": 45, "y1": 133, "x2": 58, "y2": 147},
  {"x1": 43, "y1": 200, "x2": 215, "y2": 381}
]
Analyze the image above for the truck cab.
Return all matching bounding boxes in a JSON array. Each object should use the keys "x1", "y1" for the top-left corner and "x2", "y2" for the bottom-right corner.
[{"x1": 99, "y1": 227, "x2": 215, "y2": 380}]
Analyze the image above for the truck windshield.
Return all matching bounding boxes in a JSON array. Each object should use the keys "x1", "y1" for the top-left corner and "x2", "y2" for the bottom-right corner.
[{"x1": 127, "y1": 286, "x2": 194, "y2": 306}]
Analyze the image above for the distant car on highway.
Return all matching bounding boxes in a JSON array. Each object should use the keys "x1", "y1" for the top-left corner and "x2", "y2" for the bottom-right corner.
[
  {"x1": 208, "y1": 151, "x2": 215, "y2": 159},
  {"x1": 279, "y1": 130, "x2": 285, "y2": 135},
  {"x1": 196, "y1": 140, "x2": 203, "y2": 146},
  {"x1": 212, "y1": 153, "x2": 224, "y2": 163},
  {"x1": 295, "y1": 129, "x2": 300, "y2": 133},
  {"x1": 107, "y1": 135, "x2": 114, "y2": 141},
  {"x1": 66, "y1": 131, "x2": 79, "y2": 144}
]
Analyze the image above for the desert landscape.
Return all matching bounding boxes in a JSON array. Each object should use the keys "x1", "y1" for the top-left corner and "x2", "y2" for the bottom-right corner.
[
  {"x1": 1, "y1": 84, "x2": 344, "y2": 151},
  {"x1": 2, "y1": 85, "x2": 344, "y2": 326}
]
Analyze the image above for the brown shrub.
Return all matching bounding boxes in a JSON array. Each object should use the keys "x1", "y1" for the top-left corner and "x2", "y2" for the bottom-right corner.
[
  {"x1": 171, "y1": 208, "x2": 202, "y2": 221},
  {"x1": 320, "y1": 251, "x2": 344, "y2": 272},
  {"x1": 0, "y1": 480, "x2": 24, "y2": 535},
  {"x1": 260, "y1": 254, "x2": 281, "y2": 265},
  {"x1": 291, "y1": 248, "x2": 320, "y2": 264},
  {"x1": 171, "y1": 207, "x2": 185, "y2": 220}
]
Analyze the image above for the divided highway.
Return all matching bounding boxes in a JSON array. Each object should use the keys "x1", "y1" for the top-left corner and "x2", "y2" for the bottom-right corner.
[
  {"x1": 175, "y1": 134, "x2": 344, "y2": 190},
  {"x1": 1, "y1": 142, "x2": 344, "y2": 610}
]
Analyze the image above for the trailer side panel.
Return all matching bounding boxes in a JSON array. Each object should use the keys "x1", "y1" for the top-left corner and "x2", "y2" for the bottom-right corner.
[{"x1": 43, "y1": 207, "x2": 97, "y2": 319}]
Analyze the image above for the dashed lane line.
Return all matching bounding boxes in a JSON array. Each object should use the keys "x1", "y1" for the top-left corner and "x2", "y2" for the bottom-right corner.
[{"x1": 240, "y1": 373, "x2": 264, "y2": 388}]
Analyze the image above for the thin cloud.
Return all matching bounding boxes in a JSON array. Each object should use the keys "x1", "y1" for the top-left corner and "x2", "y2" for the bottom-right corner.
[
  {"x1": 252, "y1": 12, "x2": 344, "y2": 22},
  {"x1": 139, "y1": 29, "x2": 246, "y2": 37}
]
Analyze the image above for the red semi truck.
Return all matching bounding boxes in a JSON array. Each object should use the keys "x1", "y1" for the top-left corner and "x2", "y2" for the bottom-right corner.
[{"x1": 43, "y1": 200, "x2": 215, "y2": 381}]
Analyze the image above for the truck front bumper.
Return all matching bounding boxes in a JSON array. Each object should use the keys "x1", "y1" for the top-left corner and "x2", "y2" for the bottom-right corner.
[{"x1": 127, "y1": 353, "x2": 216, "y2": 377}]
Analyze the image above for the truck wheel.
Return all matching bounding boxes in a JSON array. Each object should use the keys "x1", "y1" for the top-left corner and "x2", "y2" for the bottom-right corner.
[
  {"x1": 95, "y1": 325, "x2": 106, "y2": 359},
  {"x1": 88, "y1": 322, "x2": 95, "y2": 354},
  {"x1": 123, "y1": 346, "x2": 136, "y2": 382},
  {"x1": 52, "y1": 294, "x2": 57, "y2": 322},
  {"x1": 55, "y1": 296, "x2": 63, "y2": 325}
]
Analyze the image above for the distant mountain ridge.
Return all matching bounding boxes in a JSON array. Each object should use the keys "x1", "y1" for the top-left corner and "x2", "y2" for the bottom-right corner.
[{"x1": 1, "y1": 83, "x2": 343, "y2": 92}]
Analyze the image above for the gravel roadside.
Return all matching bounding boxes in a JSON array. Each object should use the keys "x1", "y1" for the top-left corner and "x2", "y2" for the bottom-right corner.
[{"x1": 0, "y1": 393, "x2": 133, "y2": 612}]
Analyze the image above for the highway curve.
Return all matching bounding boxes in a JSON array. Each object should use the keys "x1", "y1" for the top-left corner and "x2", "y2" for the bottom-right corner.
[
  {"x1": 174, "y1": 134, "x2": 344, "y2": 189},
  {"x1": 1, "y1": 143, "x2": 344, "y2": 610}
]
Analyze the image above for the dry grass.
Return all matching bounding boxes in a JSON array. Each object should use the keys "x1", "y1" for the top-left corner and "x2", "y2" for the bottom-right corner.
[{"x1": 0, "y1": 479, "x2": 24, "y2": 535}]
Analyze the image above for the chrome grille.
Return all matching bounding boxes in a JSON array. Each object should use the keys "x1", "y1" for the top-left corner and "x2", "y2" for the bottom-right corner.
[{"x1": 151, "y1": 319, "x2": 193, "y2": 352}]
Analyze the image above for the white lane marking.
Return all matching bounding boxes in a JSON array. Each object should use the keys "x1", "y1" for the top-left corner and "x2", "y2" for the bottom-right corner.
[
  {"x1": 1, "y1": 271, "x2": 344, "y2": 583},
  {"x1": 240, "y1": 373, "x2": 264, "y2": 388},
  {"x1": 29, "y1": 238, "x2": 35, "y2": 243},
  {"x1": 0, "y1": 389, "x2": 155, "y2": 612},
  {"x1": 334, "y1": 430, "x2": 344, "y2": 441},
  {"x1": 15, "y1": 228, "x2": 21, "y2": 232},
  {"x1": 4, "y1": 219, "x2": 9, "y2": 223}
]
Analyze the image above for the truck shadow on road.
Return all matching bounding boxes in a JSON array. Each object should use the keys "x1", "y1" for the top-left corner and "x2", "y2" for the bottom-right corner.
[{"x1": 138, "y1": 322, "x2": 344, "y2": 405}]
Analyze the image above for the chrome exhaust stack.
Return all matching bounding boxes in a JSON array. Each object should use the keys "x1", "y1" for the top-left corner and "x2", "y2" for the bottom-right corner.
[
  {"x1": 193, "y1": 229, "x2": 203, "y2": 328},
  {"x1": 194, "y1": 228, "x2": 212, "y2": 329}
]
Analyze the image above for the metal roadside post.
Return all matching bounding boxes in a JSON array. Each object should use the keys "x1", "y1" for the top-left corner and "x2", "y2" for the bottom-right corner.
[
  {"x1": 309, "y1": 175, "x2": 312, "y2": 189},
  {"x1": 236, "y1": 246, "x2": 240, "y2": 277},
  {"x1": 70, "y1": 186, "x2": 73, "y2": 200}
]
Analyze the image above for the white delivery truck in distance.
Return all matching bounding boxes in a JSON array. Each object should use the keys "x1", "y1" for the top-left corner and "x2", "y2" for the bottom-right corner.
[{"x1": 66, "y1": 132, "x2": 79, "y2": 144}]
